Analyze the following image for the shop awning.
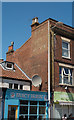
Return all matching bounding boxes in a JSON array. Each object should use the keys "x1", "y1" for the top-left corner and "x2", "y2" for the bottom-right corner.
[{"x1": 59, "y1": 101, "x2": 74, "y2": 105}]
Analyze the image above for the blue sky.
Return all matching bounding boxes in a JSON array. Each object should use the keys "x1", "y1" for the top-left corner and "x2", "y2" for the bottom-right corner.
[{"x1": 2, "y1": 2, "x2": 73, "y2": 60}]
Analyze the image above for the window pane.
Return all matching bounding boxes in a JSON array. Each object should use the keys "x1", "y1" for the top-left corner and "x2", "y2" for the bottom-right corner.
[
  {"x1": 9, "y1": 83, "x2": 12, "y2": 88},
  {"x1": 29, "y1": 116, "x2": 37, "y2": 120},
  {"x1": 20, "y1": 85, "x2": 23, "y2": 90},
  {"x1": 59, "y1": 67, "x2": 62, "y2": 83},
  {"x1": 39, "y1": 101, "x2": 46, "y2": 105},
  {"x1": 62, "y1": 42, "x2": 68, "y2": 49},
  {"x1": 20, "y1": 100, "x2": 28, "y2": 105},
  {"x1": 70, "y1": 69, "x2": 72, "y2": 76},
  {"x1": 63, "y1": 76, "x2": 68, "y2": 84},
  {"x1": 30, "y1": 106, "x2": 37, "y2": 114},
  {"x1": 39, "y1": 106, "x2": 46, "y2": 114},
  {"x1": 59, "y1": 75, "x2": 62, "y2": 83},
  {"x1": 30, "y1": 101, "x2": 37, "y2": 105},
  {"x1": 20, "y1": 106, "x2": 28, "y2": 114},
  {"x1": 7, "y1": 63, "x2": 12, "y2": 68},
  {"x1": 14, "y1": 84, "x2": 18, "y2": 89},
  {"x1": 59, "y1": 67, "x2": 62, "y2": 74},
  {"x1": 19, "y1": 115, "x2": 28, "y2": 120},
  {"x1": 70, "y1": 76, "x2": 72, "y2": 85},
  {"x1": 64, "y1": 68, "x2": 69, "y2": 74},
  {"x1": 62, "y1": 49, "x2": 68, "y2": 57}
]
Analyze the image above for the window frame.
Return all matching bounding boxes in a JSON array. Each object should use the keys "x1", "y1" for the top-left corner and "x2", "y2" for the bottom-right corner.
[
  {"x1": 19, "y1": 100, "x2": 47, "y2": 119},
  {"x1": 62, "y1": 40, "x2": 70, "y2": 59},
  {"x1": 9, "y1": 83, "x2": 13, "y2": 89},
  {"x1": 59, "y1": 66, "x2": 73, "y2": 85},
  {"x1": 5, "y1": 62, "x2": 14, "y2": 70}
]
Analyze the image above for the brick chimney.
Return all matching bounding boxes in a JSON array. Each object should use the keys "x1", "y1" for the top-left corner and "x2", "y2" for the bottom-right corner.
[
  {"x1": 0, "y1": 59, "x2": 3, "y2": 63},
  {"x1": 6, "y1": 41, "x2": 14, "y2": 55},
  {"x1": 31, "y1": 17, "x2": 39, "y2": 31}
]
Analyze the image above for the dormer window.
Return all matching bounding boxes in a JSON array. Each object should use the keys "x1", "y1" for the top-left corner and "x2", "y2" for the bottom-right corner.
[
  {"x1": 6, "y1": 62, "x2": 13, "y2": 70},
  {"x1": 1, "y1": 61, "x2": 14, "y2": 70}
]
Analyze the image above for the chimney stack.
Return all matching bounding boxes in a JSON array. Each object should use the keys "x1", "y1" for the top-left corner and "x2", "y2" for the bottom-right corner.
[
  {"x1": 31, "y1": 17, "x2": 39, "y2": 31},
  {"x1": 6, "y1": 41, "x2": 14, "y2": 55},
  {"x1": 0, "y1": 59, "x2": 3, "y2": 63}
]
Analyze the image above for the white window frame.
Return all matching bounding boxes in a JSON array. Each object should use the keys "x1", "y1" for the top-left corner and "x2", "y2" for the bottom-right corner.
[
  {"x1": 61, "y1": 37, "x2": 70, "y2": 59},
  {"x1": 9, "y1": 83, "x2": 24, "y2": 90},
  {"x1": 59, "y1": 66, "x2": 73, "y2": 85},
  {"x1": 5, "y1": 62, "x2": 13, "y2": 70}
]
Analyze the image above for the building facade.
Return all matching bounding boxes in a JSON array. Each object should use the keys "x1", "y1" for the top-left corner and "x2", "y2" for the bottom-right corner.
[
  {"x1": 0, "y1": 60, "x2": 48, "y2": 119},
  {"x1": 4, "y1": 89, "x2": 48, "y2": 120},
  {"x1": 5, "y1": 17, "x2": 74, "y2": 119}
]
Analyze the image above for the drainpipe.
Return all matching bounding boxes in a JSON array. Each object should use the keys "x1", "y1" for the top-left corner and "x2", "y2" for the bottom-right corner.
[{"x1": 48, "y1": 20, "x2": 51, "y2": 119}]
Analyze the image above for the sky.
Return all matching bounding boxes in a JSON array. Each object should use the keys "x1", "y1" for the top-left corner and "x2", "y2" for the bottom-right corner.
[{"x1": 1, "y1": 2, "x2": 73, "y2": 60}]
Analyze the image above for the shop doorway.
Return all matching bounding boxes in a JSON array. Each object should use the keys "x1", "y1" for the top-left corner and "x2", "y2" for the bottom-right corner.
[{"x1": 8, "y1": 105, "x2": 18, "y2": 120}]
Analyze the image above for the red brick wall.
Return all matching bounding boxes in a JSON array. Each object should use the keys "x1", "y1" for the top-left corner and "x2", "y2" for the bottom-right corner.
[
  {"x1": 6, "y1": 18, "x2": 74, "y2": 93},
  {"x1": 54, "y1": 34, "x2": 74, "y2": 93},
  {"x1": 6, "y1": 20, "x2": 48, "y2": 92},
  {"x1": 54, "y1": 35, "x2": 74, "y2": 64}
]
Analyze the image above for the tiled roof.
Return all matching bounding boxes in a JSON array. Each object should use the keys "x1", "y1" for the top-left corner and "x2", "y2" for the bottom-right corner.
[{"x1": 0, "y1": 63, "x2": 31, "y2": 81}]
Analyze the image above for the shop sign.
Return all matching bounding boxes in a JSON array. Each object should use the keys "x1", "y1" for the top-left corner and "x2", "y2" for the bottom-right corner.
[
  {"x1": 5, "y1": 89, "x2": 48, "y2": 101},
  {"x1": 54, "y1": 91, "x2": 74, "y2": 102}
]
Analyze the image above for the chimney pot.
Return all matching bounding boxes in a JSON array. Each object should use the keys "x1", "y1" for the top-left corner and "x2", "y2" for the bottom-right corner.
[
  {"x1": 35, "y1": 17, "x2": 38, "y2": 23},
  {"x1": 7, "y1": 42, "x2": 14, "y2": 53},
  {"x1": 32, "y1": 18, "x2": 35, "y2": 24},
  {"x1": 11, "y1": 41, "x2": 14, "y2": 46},
  {"x1": 31, "y1": 17, "x2": 39, "y2": 31}
]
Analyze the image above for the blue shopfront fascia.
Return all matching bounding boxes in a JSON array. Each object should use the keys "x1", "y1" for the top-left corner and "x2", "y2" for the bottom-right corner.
[{"x1": 4, "y1": 89, "x2": 49, "y2": 119}]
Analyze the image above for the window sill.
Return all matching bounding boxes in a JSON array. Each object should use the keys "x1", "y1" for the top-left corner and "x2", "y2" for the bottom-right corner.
[
  {"x1": 62, "y1": 56, "x2": 71, "y2": 60},
  {"x1": 59, "y1": 83, "x2": 74, "y2": 87}
]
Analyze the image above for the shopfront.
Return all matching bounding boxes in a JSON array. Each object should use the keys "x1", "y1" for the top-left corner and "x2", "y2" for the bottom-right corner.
[
  {"x1": 52, "y1": 91, "x2": 74, "y2": 119},
  {"x1": 4, "y1": 89, "x2": 48, "y2": 120}
]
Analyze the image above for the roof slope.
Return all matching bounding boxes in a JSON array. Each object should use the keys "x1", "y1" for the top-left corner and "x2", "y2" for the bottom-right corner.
[{"x1": 0, "y1": 63, "x2": 30, "y2": 81}]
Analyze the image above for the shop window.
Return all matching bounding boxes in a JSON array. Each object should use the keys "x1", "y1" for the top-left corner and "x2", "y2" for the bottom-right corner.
[
  {"x1": 19, "y1": 100, "x2": 47, "y2": 119},
  {"x1": 39, "y1": 101, "x2": 46, "y2": 105},
  {"x1": 30, "y1": 101, "x2": 37, "y2": 105},
  {"x1": 30, "y1": 101, "x2": 37, "y2": 114},
  {"x1": 20, "y1": 100, "x2": 28, "y2": 105},
  {"x1": 9, "y1": 83, "x2": 13, "y2": 89},
  {"x1": 39, "y1": 101, "x2": 46, "y2": 115},
  {"x1": 62, "y1": 40, "x2": 70, "y2": 58},
  {"x1": 39, "y1": 106, "x2": 46, "y2": 114},
  {"x1": 20, "y1": 106, "x2": 28, "y2": 114},
  {"x1": 14, "y1": 84, "x2": 18, "y2": 89},
  {"x1": 59, "y1": 67, "x2": 72, "y2": 85}
]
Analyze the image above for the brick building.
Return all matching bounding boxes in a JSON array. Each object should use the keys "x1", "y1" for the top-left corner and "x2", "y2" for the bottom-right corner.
[
  {"x1": 6, "y1": 17, "x2": 74, "y2": 119},
  {"x1": 0, "y1": 60, "x2": 48, "y2": 119}
]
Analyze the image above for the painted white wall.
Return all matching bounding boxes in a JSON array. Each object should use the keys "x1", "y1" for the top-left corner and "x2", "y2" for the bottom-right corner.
[
  {"x1": 0, "y1": 78, "x2": 31, "y2": 90},
  {"x1": 0, "y1": 82, "x2": 9, "y2": 88},
  {"x1": 23, "y1": 85, "x2": 30, "y2": 90}
]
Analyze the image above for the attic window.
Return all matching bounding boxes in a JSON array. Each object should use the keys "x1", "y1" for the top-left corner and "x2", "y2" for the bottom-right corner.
[
  {"x1": 6, "y1": 62, "x2": 13, "y2": 70},
  {"x1": 7, "y1": 63, "x2": 12, "y2": 68}
]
